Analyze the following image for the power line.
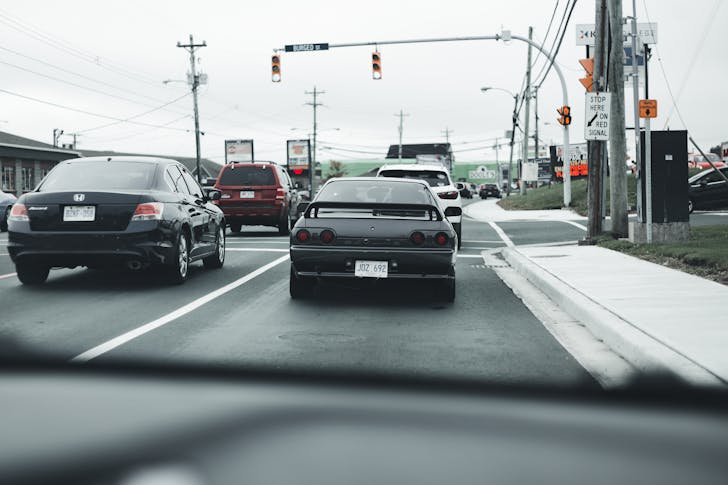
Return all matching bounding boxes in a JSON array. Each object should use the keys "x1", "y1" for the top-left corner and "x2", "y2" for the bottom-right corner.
[
  {"x1": 531, "y1": 0, "x2": 561, "y2": 71},
  {"x1": 76, "y1": 93, "x2": 191, "y2": 134},
  {"x1": 535, "y1": 0, "x2": 578, "y2": 89}
]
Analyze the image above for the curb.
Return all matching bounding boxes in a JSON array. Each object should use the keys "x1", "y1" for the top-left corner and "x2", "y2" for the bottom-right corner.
[{"x1": 499, "y1": 247, "x2": 722, "y2": 386}]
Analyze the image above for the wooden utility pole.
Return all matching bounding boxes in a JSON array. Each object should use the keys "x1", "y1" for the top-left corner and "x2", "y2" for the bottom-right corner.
[
  {"x1": 395, "y1": 109, "x2": 409, "y2": 161},
  {"x1": 585, "y1": 0, "x2": 608, "y2": 241},
  {"x1": 521, "y1": 26, "x2": 533, "y2": 196},
  {"x1": 177, "y1": 34, "x2": 207, "y2": 183},
  {"x1": 305, "y1": 86, "x2": 325, "y2": 193},
  {"x1": 607, "y1": 0, "x2": 629, "y2": 237}
]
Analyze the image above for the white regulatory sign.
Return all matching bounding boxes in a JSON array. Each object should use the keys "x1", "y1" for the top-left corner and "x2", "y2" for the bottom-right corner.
[{"x1": 584, "y1": 92, "x2": 611, "y2": 141}]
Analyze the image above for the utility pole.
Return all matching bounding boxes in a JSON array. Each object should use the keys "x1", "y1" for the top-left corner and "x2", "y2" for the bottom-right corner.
[
  {"x1": 177, "y1": 34, "x2": 207, "y2": 183},
  {"x1": 521, "y1": 26, "x2": 533, "y2": 196},
  {"x1": 607, "y1": 0, "x2": 629, "y2": 236},
  {"x1": 533, "y1": 87, "x2": 539, "y2": 160},
  {"x1": 494, "y1": 138, "x2": 499, "y2": 163},
  {"x1": 441, "y1": 126, "x2": 453, "y2": 144},
  {"x1": 305, "y1": 86, "x2": 325, "y2": 193},
  {"x1": 507, "y1": 94, "x2": 519, "y2": 196},
  {"x1": 585, "y1": 0, "x2": 608, "y2": 242},
  {"x1": 395, "y1": 109, "x2": 410, "y2": 161},
  {"x1": 52, "y1": 128, "x2": 63, "y2": 148}
]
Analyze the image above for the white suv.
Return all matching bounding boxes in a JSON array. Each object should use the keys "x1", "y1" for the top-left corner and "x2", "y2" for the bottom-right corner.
[{"x1": 377, "y1": 163, "x2": 462, "y2": 248}]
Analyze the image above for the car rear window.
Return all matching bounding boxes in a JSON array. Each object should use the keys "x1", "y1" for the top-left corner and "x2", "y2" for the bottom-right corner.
[
  {"x1": 218, "y1": 166, "x2": 276, "y2": 186},
  {"x1": 317, "y1": 180, "x2": 434, "y2": 205},
  {"x1": 39, "y1": 161, "x2": 156, "y2": 192},
  {"x1": 378, "y1": 169, "x2": 449, "y2": 187}
]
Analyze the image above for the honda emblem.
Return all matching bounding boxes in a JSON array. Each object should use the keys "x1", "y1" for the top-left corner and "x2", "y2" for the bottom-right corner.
[{"x1": 73, "y1": 194, "x2": 85, "y2": 202}]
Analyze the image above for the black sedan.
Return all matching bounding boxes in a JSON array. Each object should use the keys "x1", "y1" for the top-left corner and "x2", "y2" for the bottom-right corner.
[
  {"x1": 479, "y1": 183, "x2": 502, "y2": 199},
  {"x1": 7, "y1": 156, "x2": 226, "y2": 285},
  {"x1": 289, "y1": 177, "x2": 460, "y2": 302},
  {"x1": 688, "y1": 167, "x2": 728, "y2": 213}
]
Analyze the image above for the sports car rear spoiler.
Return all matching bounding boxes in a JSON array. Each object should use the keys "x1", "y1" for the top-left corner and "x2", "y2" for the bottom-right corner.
[{"x1": 302, "y1": 202, "x2": 444, "y2": 221}]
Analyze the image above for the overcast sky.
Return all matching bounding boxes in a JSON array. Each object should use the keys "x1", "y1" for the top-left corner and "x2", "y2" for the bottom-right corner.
[{"x1": 1, "y1": 0, "x2": 725, "y2": 164}]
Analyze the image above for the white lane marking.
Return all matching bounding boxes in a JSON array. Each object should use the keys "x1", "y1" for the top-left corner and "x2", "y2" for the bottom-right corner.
[
  {"x1": 0, "y1": 272, "x2": 17, "y2": 280},
  {"x1": 227, "y1": 240, "x2": 289, "y2": 244},
  {"x1": 0, "y1": 253, "x2": 8, "y2": 256},
  {"x1": 226, "y1": 248, "x2": 289, "y2": 253},
  {"x1": 71, "y1": 255, "x2": 289, "y2": 362},
  {"x1": 461, "y1": 246, "x2": 505, "y2": 250},
  {"x1": 487, "y1": 221, "x2": 515, "y2": 247},
  {"x1": 563, "y1": 220, "x2": 587, "y2": 231},
  {"x1": 464, "y1": 240, "x2": 506, "y2": 243},
  {"x1": 456, "y1": 254, "x2": 484, "y2": 259}
]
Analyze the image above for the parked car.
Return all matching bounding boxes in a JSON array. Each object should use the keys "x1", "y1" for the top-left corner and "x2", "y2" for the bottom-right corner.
[
  {"x1": 289, "y1": 177, "x2": 460, "y2": 301},
  {"x1": 479, "y1": 183, "x2": 502, "y2": 199},
  {"x1": 214, "y1": 162, "x2": 300, "y2": 235},
  {"x1": 0, "y1": 190, "x2": 17, "y2": 232},
  {"x1": 376, "y1": 164, "x2": 463, "y2": 249},
  {"x1": 688, "y1": 167, "x2": 728, "y2": 213},
  {"x1": 7, "y1": 156, "x2": 225, "y2": 285}
]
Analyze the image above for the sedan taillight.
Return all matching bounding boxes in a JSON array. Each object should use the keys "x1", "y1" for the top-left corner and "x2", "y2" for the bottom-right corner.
[
  {"x1": 409, "y1": 231, "x2": 425, "y2": 246},
  {"x1": 8, "y1": 204, "x2": 29, "y2": 222},
  {"x1": 131, "y1": 202, "x2": 164, "y2": 221},
  {"x1": 434, "y1": 232, "x2": 449, "y2": 246},
  {"x1": 319, "y1": 229, "x2": 335, "y2": 244},
  {"x1": 438, "y1": 191, "x2": 459, "y2": 200},
  {"x1": 295, "y1": 229, "x2": 311, "y2": 243}
]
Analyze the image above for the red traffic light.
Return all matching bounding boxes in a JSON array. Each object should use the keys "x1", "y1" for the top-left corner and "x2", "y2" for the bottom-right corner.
[
  {"x1": 557, "y1": 105, "x2": 572, "y2": 126},
  {"x1": 372, "y1": 51, "x2": 382, "y2": 80},
  {"x1": 271, "y1": 54, "x2": 281, "y2": 83}
]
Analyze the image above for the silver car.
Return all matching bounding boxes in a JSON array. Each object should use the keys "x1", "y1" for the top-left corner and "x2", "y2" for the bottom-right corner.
[{"x1": 0, "y1": 190, "x2": 17, "y2": 232}]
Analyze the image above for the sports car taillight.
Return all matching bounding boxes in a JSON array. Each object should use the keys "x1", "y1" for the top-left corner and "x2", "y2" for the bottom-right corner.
[
  {"x1": 409, "y1": 231, "x2": 425, "y2": 246},
  {"x1": 319, "y1": 229, "x2": 335, "y2": 244},
  {"x1": 8, "y1": 204, "x2": 29, "y2": 222},
  {"x1": 276, "y1": 188, "x2": 286, "y2": 200},
  {"x1": 438, "y1": 191, "x2": 459, "y2": 200},
  {"x1": 295, "y1": 229, "x2": 311, "y2": 243},
  {"x1": 131, "y1": 202, "x2": 164, "y2": 221},
  {"x1": 435, "y1": 232, "x2": 449, "y2": 246}
]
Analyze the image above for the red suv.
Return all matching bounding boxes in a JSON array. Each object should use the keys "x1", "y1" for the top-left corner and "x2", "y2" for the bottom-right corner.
[{"x1": 214, "y1": 162, "x2": 299, "y2": 235}]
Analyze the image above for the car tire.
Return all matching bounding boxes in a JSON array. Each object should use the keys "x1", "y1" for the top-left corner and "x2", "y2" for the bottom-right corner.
[
  {"x1": 0, "y1": 206, "x2": 9, "y2": 232},
  {"x1": 289, "y1": 265, "x2": 312, "y2": 299},
  {"x1": 16, "y1": 262, "x2": 50, "y2": 285},
  {"x1": 167, "y1": 231, "x2": 190, "y2": 284},
  {"x1": 203, "y1": 225, "x2": 225, "y2": 269},
  {"x1": 453, "y1": 223, "x2": 462, "y2": 250},
  {"x1": 229, "y1": 223, "x2": 241, "y2": 234},
  {"x1": 442, "y1": 279, "x2": 456, "y2": 303},
  {"x1": 279, "y1": 210, "x2": 291, "y2": 236},
  {"x1": 688, "y1": 198, "x2": 695, "y2": 214}
]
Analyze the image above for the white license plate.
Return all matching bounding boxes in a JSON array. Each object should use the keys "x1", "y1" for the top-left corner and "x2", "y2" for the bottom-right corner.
[
  {"x1": 239, "y1": 191, "x2": 254, "y2": 199},
  {"x1": 355, "y1": 260, "x2": 388, "y2": 278},
  {"x1": 63, "y1": 205, "x2": 95, "y2": 222}
]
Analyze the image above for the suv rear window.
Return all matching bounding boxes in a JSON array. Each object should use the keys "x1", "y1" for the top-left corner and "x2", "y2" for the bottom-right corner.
[
  {"x1": 378, "y1": 169, "x2": 449, "y2": 187},
  {"x1": 218, "y1": 166, "x2": 276, "y2": 186}
]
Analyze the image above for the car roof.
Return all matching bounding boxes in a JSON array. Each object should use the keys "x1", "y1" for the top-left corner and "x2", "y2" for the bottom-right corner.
[
  {"x1": 61, "y1": 156, "x2": 179, "y2": 165},
  {"x1": 378, "y1": 164, "x2": 449, "y2": 173},
  {"x1": 223, "y1": 161, "x2": 279, "y2": 168},
  {"x1": 324, "y1": 176, "x2": 431, "y2": 187}
]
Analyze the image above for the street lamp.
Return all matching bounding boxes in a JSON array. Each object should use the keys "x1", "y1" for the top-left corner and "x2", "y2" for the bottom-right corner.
[{"x1": 481, "y1": 86, "x2": 519, "y2": 196}]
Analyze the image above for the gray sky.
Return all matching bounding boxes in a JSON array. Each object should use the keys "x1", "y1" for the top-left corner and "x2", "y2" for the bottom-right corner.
[{"x1": 1, "y1": 0, "x2": 725, "y2": 164}]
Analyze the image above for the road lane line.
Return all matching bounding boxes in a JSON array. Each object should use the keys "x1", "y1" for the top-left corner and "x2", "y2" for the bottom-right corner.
[
  {"x1": 226, "y1": 248, "x2": 289, "y2": 253},
  {"x1": 464, "y1": 240, "x2": 506, "y2": 243},
  {"x1": 563, "y1": 220, "x2": 587, "y2": 231},
  {"x1": 71, "y1": 255, "x2": 289, "y2": 362},
  {"x1": 487, "y1": 221, "x2": 515, "y2": 247},
  {"x1": 456, "y1": 254, "x2": 483, "y2": 259},
  {"x1": 227, "y1": 240, "x2": 289, "y2": 244},
  {"x1": 0, "y1": 272, "x2": 17, "y2": 280}
]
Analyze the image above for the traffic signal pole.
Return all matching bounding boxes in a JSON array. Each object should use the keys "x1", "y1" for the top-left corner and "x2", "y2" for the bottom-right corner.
[{"x1": 278, "y1": 31, "x2": 572, "y2": 206}]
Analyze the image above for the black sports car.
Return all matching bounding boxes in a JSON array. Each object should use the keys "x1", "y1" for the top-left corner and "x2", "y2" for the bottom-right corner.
[
  {"x1": 7, "y1": 156, "x2": 226, "y2": 285},
  {"x1": 289, "y1": 177, "x2": 460, "y2": 301}
]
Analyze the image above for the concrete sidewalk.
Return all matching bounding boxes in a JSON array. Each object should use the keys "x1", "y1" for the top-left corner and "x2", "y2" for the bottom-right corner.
[{"x1": 499, "y1": 244, "x2": 727, "y2": 386}]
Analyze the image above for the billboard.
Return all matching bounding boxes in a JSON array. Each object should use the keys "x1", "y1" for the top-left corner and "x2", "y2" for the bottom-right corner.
[
  {"x1": 550, "y1": 143, "x2": 588, "y2": 181},
  {"x1": 287, "y1": 139, "x2": 311, "y2": 169},
  {"x1": 225, "y1": 139, "x2": 254, "y2": 163}
]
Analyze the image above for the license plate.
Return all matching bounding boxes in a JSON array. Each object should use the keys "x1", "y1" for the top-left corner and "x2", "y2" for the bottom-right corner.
[
  {"x1": 355, "y1": 260, "x2": 388, "y2": 278},
  {"x1": 239, "y1": 191, "x2": 254, "y2": 199},
  {"x1": 63, "y1": 205, "x2": 95, "y2": 222}
]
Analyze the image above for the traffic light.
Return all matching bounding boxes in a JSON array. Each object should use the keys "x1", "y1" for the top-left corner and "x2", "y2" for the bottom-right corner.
[
  {"x1": 557, "y1": 106, "x2": 571, "y2": 126},
  {"x1": 271, "y1": 54, "x2": 281, "y2": 82},
  {"x1": 372, "y1": 51, "x2": 382, "y2": 80},
  {"x1": 579, "y1": 58, "x2": 594, "y2": 92}
]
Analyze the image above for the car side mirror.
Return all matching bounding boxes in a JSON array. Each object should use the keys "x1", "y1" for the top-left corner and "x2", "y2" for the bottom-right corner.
[
  {"x1": 205, "y1": 189, "x2": 222, "y2": 201},
  {"x1": 295, "y1": 182, "x2": 302, "y2": 189},
  {"x1": 700, "y1": 179, "x2": 708, "y2": 187},
  {"x1": 444, "y1": 207, "x2": 462, "y2": 217},
  {"x1": 297, "y1": 202, "x2": 310, "y2": 215}
]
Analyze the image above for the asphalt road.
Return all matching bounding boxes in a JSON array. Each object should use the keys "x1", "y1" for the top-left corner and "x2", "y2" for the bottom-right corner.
[{"x1": 0, "y1": 203, "x2": 725, "y2": 386}]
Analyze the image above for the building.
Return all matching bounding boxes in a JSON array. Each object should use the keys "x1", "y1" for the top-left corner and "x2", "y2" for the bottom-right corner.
[{"x1": 0, "y1": 130, "x2": 221, "y2": 197}]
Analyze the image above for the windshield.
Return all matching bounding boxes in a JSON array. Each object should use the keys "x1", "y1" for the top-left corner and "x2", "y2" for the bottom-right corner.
[
  {"x1": 1, "y1": 2, "x2": 726, "y2": 407},
  {"x1": 378, "y1": 169, "x2": 450, "y2": 187},
  {"x1": 38, "y1": 161, "x2": 156, "y2": 191}
]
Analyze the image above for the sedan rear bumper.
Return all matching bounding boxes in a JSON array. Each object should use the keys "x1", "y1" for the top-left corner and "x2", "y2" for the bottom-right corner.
[
  {"x1": 290, "y1": 246, "x2": 456, "y2": 279},
  {"x1": 7, "y1": 222, "x2": 176, "y2": 268}
]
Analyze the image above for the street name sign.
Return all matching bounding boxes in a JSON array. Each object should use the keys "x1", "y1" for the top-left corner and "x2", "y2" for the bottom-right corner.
[
  {"x1": 576, "y1": 23, "x2": 657, "y2": 46},
  {"x1": 284, "y1": 43, "x2": 329, "y2": 52},
  {"x1": 584, "y1": 92, "x2": 611, "y2": 141}
]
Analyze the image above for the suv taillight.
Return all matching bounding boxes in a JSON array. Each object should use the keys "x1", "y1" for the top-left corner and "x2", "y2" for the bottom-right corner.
[
  {"x1": 131, "y1": 202, "x2": 164, "y2": 221},
  {"x1": 438, "y1": 191, "x2": 459, "y2": 200},
  {"x1": 276, "y1": 188, "x2": 286, "y2": 200},
  {"x1": 8, "y1": 204, "x2": 29, "y2": 222}
]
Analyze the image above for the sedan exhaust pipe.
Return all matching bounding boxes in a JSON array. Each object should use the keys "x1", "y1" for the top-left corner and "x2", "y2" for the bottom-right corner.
[{"x1": 126, "y1": 260, "x2": 143, "y2": 271}]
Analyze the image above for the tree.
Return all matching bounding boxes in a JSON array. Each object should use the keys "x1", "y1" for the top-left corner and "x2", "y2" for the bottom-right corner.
[{"x1": 324, "y1": 160, "x2": 347, "y2": 182}]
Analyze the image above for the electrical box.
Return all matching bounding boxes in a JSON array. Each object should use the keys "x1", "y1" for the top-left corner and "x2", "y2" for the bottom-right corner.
[{"x1": 638, "y1": 130, "x2": 688, "y2": 223}]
